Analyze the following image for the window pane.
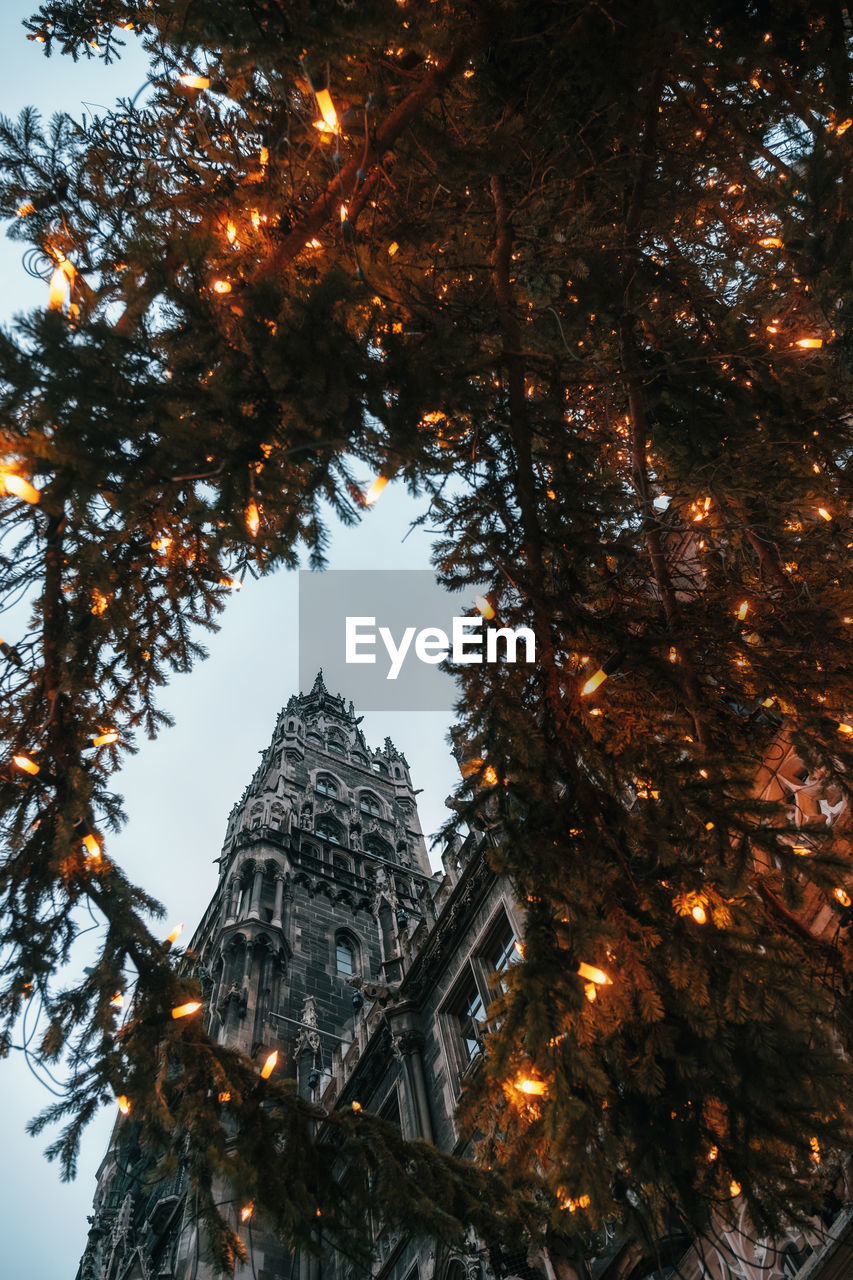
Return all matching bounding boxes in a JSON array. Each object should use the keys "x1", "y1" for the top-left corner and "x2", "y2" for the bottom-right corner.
[
  {"x1": 458, "y1": 986, "x2": 485, "y2": 1061},
  {"x1": 336, "y1": 941, "x2": 354, "y2": 975}
]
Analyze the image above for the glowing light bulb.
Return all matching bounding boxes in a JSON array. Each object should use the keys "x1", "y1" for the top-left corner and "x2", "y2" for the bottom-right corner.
[
  {"x1": 818, "y1": 507, "x2": 832, "y2": 521},
  {"x1": 363, "y1": 476, "x2": 388, "y2": 506},
  {"x1": 691, "y1": 904, "x2": 707, "y2": 924},
  {"x1": 810, "y1": 1136, "x2": 821, "y2": 1163},
  {"x1": 314, "y1": 88, "x2": 339, "y2": 133},
  {"x1": 13, "y1": 754, "x2": 39, "y2": 775},
  {"x1": 178, "y1": 74, "x2": 210, "y2": 89},
  {"x1": 261, "y1": 1050, "x2": 278, "y2": 1078},
  {"x1": 515, "y1": 1077, "x2": 546, "y2": 1096},
  {"x1": 117, "y1": 1095, "x2": 131, "y2": 1115},
  {"x1": 212, "y1": 279, "x2": 232, "y2": 294},
  {"x1": 737, "y1": 601, "x2": 748, "y2": 621},
  {"x1": 226, "y1": 220, "x2": 237, "y2": 244},
  {"x1": 834, "y1": 887, "x2": 851, "y2": 908},
  {"x1": 246, "y1": 501, "x2": 260, "y2": 536},
  {"x1": 708, "y1": 1145, "x2": 718, "y2": 1161},
  {"x1": 3, "y1": 474, "x2": 41, "y2": 504},
  {"x1": 582, "y1": 668, "x2": 607, "y2": 696},
  {"x1": 90, "y1": 730, "x2": 119, "y2": 747},
  {"x1": 474, "y1": 595, "x2": 495, "y2": 620},
  {"x1": 48, "y1": 259, "x2": 75, "y2": 311},
  {"x1": 577, "y1": 962, "x2": 611, "y2": 986},
  {"x1": 218, "y1": 1091, "x2": 231, "y2": 1102},
  {"x1": 388, "y1": 241, "x2": 399, "y2": 256},
  {"x1": 758, "y1": 236, "x2": 783, "y2": 247},
  {"x1": 241, "y1": 1204, "x2": 253, "y2": 1221},
  {"x1": 796, "y1": 337, "x2": 823, "y2": 349},
  {"x1": 351, "y1": 1100, "x2": 362, "y2": 1112},
  {"x1": 837, "y1": 723, "x2": 853, "y2": 736},
  {"x1": 836, "y1": 118, "x2": 852, "y2": 135},
  {"x1": 584, "y1": 982, "x2": 597, "y2": 1002},
  {"x1": 340, "y1": 202, "x2": 349, "y2": 224},
  {"x1": 110, "y1": 992, "x2": 124, "y2": 1009},
  {"x1": 729, "y1": 1181, "x2": 741, "y2": 1198},
  {"x1": 166, "y1": 923, "x2": 184, "y2": 944},
  {"x1": 16, "y1": 203, "x2": 34, "y2": 218},
  {"x1": 482, "y1": 765, "x2": 498, "y2": 786},
  {"x1": 171, "y1": 1001, "x2": 202, "y2": 1019}
]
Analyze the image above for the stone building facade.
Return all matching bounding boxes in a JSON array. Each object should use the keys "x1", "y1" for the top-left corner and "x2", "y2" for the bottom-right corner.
[{"x1": 76, "y1": 676, "x2": 853, "y2": 1280}]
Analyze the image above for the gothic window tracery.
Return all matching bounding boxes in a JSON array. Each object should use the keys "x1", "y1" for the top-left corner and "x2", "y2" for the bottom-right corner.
[
  {"x1": 359, "y1": 792, "x2": 382, "y2": 817},
  {"x1": 316, "y1": 774, "x2": 338, "y2": 797}
]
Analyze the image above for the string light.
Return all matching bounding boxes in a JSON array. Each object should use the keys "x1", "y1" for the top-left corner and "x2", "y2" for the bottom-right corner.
[
  {"x1": 241, "y1": 1204, "x2": 253, "y2": 1221},
  {"x1": 260, "y1": 1050, "x2": 278, "y2": 1078},
  {"x1": 363, "y1": 476, "x2": 388, "y2": 506},
  {"x1": 218, "y1": 1091, "x2": 231, "y2": 1102},
  {"x1": 313, "y1": 88, "x2": 339, "y2": 134},
  {"x1": 577, "y1": 962, "x2": 611, "y2": 987},
  {"x1": 737, "y1": 601, "x2": 749, "y2": 621},
  {"x1": 226, "y1": 220, "x2": 237, "y2": 244},
  {"x1": 48, "y1": 258, "x2": 75, "y2": 311},
  {"x1": 74, "y1": 821, "x2": 101, "y2": 860},
  {"x1": 834, "y1": 888, "x2": 851, "y2": 908},
  {"x1": 2, "y1": 473, "x2": 41, "y2": 504},
  {"x1": 166, "y1": 923, "x2": 184, "y2": 944},
  {"x1": 560, "y1": 1194, "x2": 590, "y2": 1212},
  {"x1": 810, "y1": 1137, "x2": 821, "y2": 1163},
  {"x1": 581, "y1": 651, "x2": 624, "y2": 697},
  {"x1": 708, "y1": 1146, "x2": 718, "y2": 1161},
  {"x1": 117, "y1": 1095, "x2": 131, "y2": 1115},
  {"x1": 691, "y1": 904, "x2": 707, "y2": 924},
  {"x1": 89, "y1": 730, "x2": 119, "y2": 747},
  {"x1": 837, "y1": 118, "x2": 852, "y2": 135},
  {"x1": 246, "y1": 502, "x2": 260, "y2": 536},
  {"x1": 796, "y1": 338, "x2": 823, "y2": 349},
  {"x1": 474, "y1": 595, "x2": 495, "y2": 620},
  {"x1": 212, "y1": 280, "x2": 232, "y2": 294},
  {"x1": 171, "y1": 1001, "x2": 202, "y2": 1019},
  {"x1": 729, "y1": 1181, "x2": 742, "y2": 1197},
  {"x1": 178, "y1": 74, "x2": 210, "y2": 89},
  {"x1": 818, "y1": 507, "x2": 832, "y2": 521},
  {"x1": 515, "y1": 1077, "x2": 546, "y2": 1096},
  {"x1": 13, "y1": 754, "x2": 39, "y2": 776},
  {"x1": 351, "y1": 1100, "x2": 362, "y2": 1112},
  {"x1": 110, "y1": 992, "x2": 124, "y2": 1009},
  {"x1": 758, "y1": 236, "x2": 783, "y2": 247}
]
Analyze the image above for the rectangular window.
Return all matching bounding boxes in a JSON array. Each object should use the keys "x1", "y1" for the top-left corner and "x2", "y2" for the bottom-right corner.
[{"x1": 450, "y1": 972, "x2": 486, "y2": 1064}]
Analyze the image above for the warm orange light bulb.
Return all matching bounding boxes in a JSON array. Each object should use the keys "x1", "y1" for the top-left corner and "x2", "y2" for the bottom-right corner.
[
  {"x1": 691, "y1": 904, "x2": 707, "y2": 924},
  {"x1": 818, "y1": 507, "x2": 832, "y2": 521},
  {"x1": 482, "y1": 765, "x2": 498, "y2": 786},
  {"x1": 837, "y1": 723, "x2": 853, "y2": 736},
  {"x1": 226, "y1": 220, "x2": 237, "y2": 244},
  {"x1": 117, "y1": 1095, "x2": 131, "y2": 1115},
  {"x1": 581, "y1": 668, "x2": 607, "y2": 697},
  {"x1": 3, "y1": 474, "x2": 41, "y2": 505},
  {"x1": 260, "y1": 1050, "x2": 278, "y2": 1078},
  {"x1": 166, "y1": 923, "x2": 184, "y2": 944},
  {"x1": 171, "y1": 1001, "x2": 202, "y2": 1019},
  {"x1": 82, "y1": 833, "x2": 101, "y2": 860},
  {"x1": 737, "y1": 601, "x2": 748, "y2": 621},
  {"x1": 178, "y1": 74, "x2": 210, "y2": 89},
  {"x1": 351, "y1": 1100, "x2": 362, "y2": 1113},
  {"x1": 515, "y1": 1077, "x2": 547, "y2": 1096},
  {"x1": 110, "y1": 992, "x2": 124, "y2": 1009},
  {"x1": 218, "y1": 1090, "x2": 231, "y2": 1102},
  {"x1": 577, "y1": 962, "x2": 611, "y2": 986},
  {"x1": 729, "y1": 1181, "x2": 741, "y2": 1198},
  {"x1": 241, "y1": 1204, "x2": 253, "y2": 1222},
  {"x1": 314, "y1": 89, "x2": 339, "y2": 133},
  {"x1": 13, "y1": 754, "x2": 40, "y2": 776},
  {"x1": 246, "y1": 501, "x2": 260, "y2": 536},
  {"x1": 834, "y1": 887, "x2": 851, "y2": 908},
  {"x1": 212, "y1": 279, "x2": 232, "y2": 294},
  {"x1": 474, "y1": 595, "x2": 495, "y2": 620},
  {"x1": 796, "y1": 337, "x2": 823, "y2": 349},
  {"x1": 91, "y1": 730, "x2": 119, "y2": 747},
  {"x1": 363, "y1": 476, "x2": 388, "y2": 506}
]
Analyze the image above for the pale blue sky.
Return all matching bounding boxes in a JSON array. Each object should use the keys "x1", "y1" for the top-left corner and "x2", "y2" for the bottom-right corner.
[{"x1": 0, "y1": 8, "x2": 459, "y2": 1274}]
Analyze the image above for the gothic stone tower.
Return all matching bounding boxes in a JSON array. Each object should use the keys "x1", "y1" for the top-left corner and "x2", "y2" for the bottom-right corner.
[{"x1": 76, "y1": 672, "x2": 438, "y2": 1280}]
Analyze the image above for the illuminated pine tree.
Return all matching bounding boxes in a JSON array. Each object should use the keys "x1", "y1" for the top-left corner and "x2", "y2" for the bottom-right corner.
[{"x1": 1, "y1": 0, "x2": 853, "y2": 1271}]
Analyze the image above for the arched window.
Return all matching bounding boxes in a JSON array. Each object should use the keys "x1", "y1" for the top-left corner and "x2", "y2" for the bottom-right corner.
[
  {"x1": 327, "y1": 734, "x2": 346, "y2": 755},
  {"x1": 307, "y1": 731, "x2": 323, "y2": 746},
  {"x1": 316, "y1": 815, "x2": 344, "y2": 844},
  {"x1": 335, "y1": 934, "x2": 356, "y2": 976},
  {"x1": 359, "y1": 792, "x2": 382, "y2": 817},
  {"x1": 372, "y1": 760, "x2": 389, "y2": 775},
  {"x1": 316, "y1": 774, "x2": 338, "y2": 797}
]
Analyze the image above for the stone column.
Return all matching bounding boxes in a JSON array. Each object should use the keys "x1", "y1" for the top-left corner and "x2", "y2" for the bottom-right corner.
[
  {"x1": 272, "y1": 873, "x2": 285, "y2": 928},
  {"x1": 248, "y1": 866, "x2": 264, "y2": 919},
  {"x1": 395, "y1": 1029, "x2": 434, "y2": 1143}
]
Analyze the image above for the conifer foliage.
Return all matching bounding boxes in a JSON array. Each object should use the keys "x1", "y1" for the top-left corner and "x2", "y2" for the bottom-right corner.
[{"x1": 1, "y1": 0, "x2": 853, "y2": 1271}]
